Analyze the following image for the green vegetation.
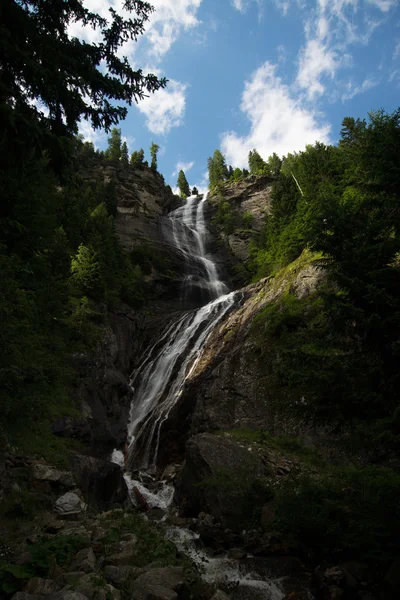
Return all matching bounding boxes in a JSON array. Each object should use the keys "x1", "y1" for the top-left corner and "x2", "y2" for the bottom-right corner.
[
  {"x1": 199, "y1": 466, "x2": 274, "y2": 528},
  {"x1": 177, "y1": 169, "x2": 191, "y2": 198},
  {"x1": 244, "y1": 110, "x2": 400, "y2": 443},
  {"x1": 0, "y1": 1, "x2": 169, "y2": 455},
  {"x1": 0, "y1": 535, "x2": 89, "y2": 595},
  {"x1": 216, "y1": 428, "x2": 324, "y2": 468},
  {"x1": 1, "y1": 1, "x2": 165, "y2": 172},
  {"x1": 213, "y1": 429, "x2": 400, "y2": 572},
  {"x1": 272, "y1": 467, "x2": 400, "y2": 569},
  {"x1": 207, "y1": 149, "x2": 229, "y2": 188},
  {"x1": 130, "y1": 148, "x2": 145, "y2": 166},
  {"x1": 150, "y1": 142, "x2": 160, "y2": 171}
]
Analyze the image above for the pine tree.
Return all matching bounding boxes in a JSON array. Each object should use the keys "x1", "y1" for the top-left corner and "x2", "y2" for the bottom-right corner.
[
  {"x1": 120, "y1": 141, "x2": 129, "y2": 165},
  {"x1": 248, "y1": 149, "x2": 268, "y2": 175},
  {"x1": 177, "y1": 170, "x2": 191, "y2": 198},
  {"x1": 0, "y1": 0, "x2": 166, "y2": 149},
  {"x1": 208, "y1": 149, "x2": 229, "y2": 188},
  {"x1": 192, "y1": 186, "x2": 199, "y2": 195},
  {"x1": 233, "y1": 167, "x2": 243, "y2": 181},
  {"x1": 130, "y1": 149, "x2": 145, "y2": 166},
  {"x1": 267, "y1": 153, "x2": 282, "y2": 176},
  {"x1": 106, "y1": 129, "x2": 122, "y2": 161},
  {"x1": 150, "y1": 142, "x2": 160, "y2": 171}
]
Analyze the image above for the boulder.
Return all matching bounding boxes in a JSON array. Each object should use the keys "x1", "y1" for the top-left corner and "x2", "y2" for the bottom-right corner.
[
  {"x1": 174, "y1": 433, "x2": 265, "y2": 527},
  {"x1": 210, "y1": 592, "x2": 231, "y2": 600},
  {"x1": 69, "y1": 454, "x2": 128, "y2": 509},
  {"x1": 260, "y1": 501, "x2": 275, "y2": 528},
  {"x1": 131, "y1": 586, "x2": 177, "y2": 600},
  {"x1": 104, "y1": 565, "x2": 143, "y2": 590},
  {"x1": 72, "y1": 575, "x2": 120, "y2": 600},
  {"x1": 69, "y1": 548, "x2": 96, "y2": 574},
  {"x1": 57, "y1": 574, "x2": 86, "y2": 587},
  {"x1": 12, "y1": 594, "x2": 46, "y2": 600},
  {"x1": 385, "y1": 557, "x2": 400, "y2": 589},
  {"x1": 31, "y1": 464, "x2": 74, "y2": 487},
  {"x1": 104, "y1": 537, "x2": 138, "y2": 566},
  {"x1": 47, "y1": 592, "x2": 88, "y2": 600},
  {"x1": 54, "y1": 492, "x2": 86, "y2": 515},
  {"x1": 25, "y1": 578, "x2": 59, "y2": 595},
  {"x1": 132, "y1": 568, "x2": 184, "y2": 592}
]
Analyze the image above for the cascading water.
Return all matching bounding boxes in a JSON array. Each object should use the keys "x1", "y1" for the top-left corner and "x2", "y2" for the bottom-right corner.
[
  {"x1": 127, "y1": 193, "x2": 234, "y2": 471},
  {"x1": 111, "y1": 194, "x2": 286, "y2": 600}
]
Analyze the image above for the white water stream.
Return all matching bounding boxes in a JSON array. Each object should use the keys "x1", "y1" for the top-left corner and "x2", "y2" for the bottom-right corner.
[{"x1": 111, "y1": 194, "x2": 286, "y2": 599}]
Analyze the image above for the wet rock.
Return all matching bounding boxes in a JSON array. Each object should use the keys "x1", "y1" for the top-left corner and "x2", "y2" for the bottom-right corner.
[
  {"x1": 69, "y1": 548, "x2": 96, "y2": 574},
  {"x1": 55, "y1": 492, "x2": 86, "y2": 515},
  {"x1": 239, "y1": 556, "x2": 311, "y2": 597},
  {"x1": 131, "y1": 585, "x2": 177, "y2": 600},
  {"x1": 161, "y1": 465, "x2": 180, "y2": 482},
  {"x1": 68, "y1": 454, "x2": 128, "y2": 509},
  {"x1": 227, "y1": 548, "x2": 247, "y2": 560},
  {"x1": 31, "y1": 464, "x2": 74, "y2": 487},
  {"x1": 175, "y1": 433, "x2": 265, "y2": 527},
  {"x1": 105, "y1": 537, "x2": 138, "y2": 566},
  {"x1": 25, "y1": 579, "x2": 59, "y2": 595},
  {"x1": 147, "y1": 508, "x2": 166, "y2": 521}
]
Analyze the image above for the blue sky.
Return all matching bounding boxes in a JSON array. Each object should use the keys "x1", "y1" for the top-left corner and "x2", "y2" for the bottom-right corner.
[{"x1": 76, "y1": 0, "x2": 400, "y2": 193}]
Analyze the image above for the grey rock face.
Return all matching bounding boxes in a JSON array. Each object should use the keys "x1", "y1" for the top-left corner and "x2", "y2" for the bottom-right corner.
[
  {"x1": 175, "y1": 433, "x2": 265, "y2": 526},
  {"x1": 31, "y1": 464, "x2": 74, "y2": 487},
  {"x1": 54, "y1": 492, "x2": 86, "y2": 515},
  {"x1": 69, "y1": 454, "x2": 128, "y2": 510}
]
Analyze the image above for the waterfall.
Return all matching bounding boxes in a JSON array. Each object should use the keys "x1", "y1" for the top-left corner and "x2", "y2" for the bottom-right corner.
[
  {"x1": 113, "y1": 194, "x2": 287, "y2": 600},
  {"x1": 127, "y1": 193, "x2": 237, "y2": 471}
]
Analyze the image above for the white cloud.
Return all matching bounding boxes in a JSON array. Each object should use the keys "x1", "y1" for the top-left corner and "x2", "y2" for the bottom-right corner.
[
  {"x1": 220, "y1": 61, "x2": 331, "y2": 168},
  {"x1": 173, "y1": 161, "x2": 195, "y2": 177},
  {"x1": 137, "y1": 80, "x2": 187, "y2": 135},
  {"x1": 231, "y1": 0, "x2": 265, "y2": 16},
  {"x1": 69, "y1": 1, "x2": 203, "y2": 63},
  {"x1": 232, "y1": 0, "x2": 247, "y2": 11},
  {"x1": 274, "y1": 0, "x2": 291, "y2": 15},
  {"x1": 296, "y1": 39, "x2": 341, "y2": 99},
  {"x1": 393, "y1": 41, "x2": 400, "y2": 60},
  {"x1": 367, "y1": 0, "x2": 397, "y2": 12},
  {"x1": 341, "y1": 77, "x2": 379, "y2": 101},
  {"x1": 78, "y1": 120, "x2": 107, "y2": 148}
]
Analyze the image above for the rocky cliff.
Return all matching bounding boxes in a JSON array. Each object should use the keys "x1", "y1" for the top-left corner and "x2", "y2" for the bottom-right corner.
[{"x1": 207, "y1": 176, "x2": 273, "y2": 283}]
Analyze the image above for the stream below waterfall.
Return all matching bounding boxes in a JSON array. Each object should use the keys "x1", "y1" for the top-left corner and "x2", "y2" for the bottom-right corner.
[{"x1": 111, "y1": 194, "x2": 288, "y2": 599}]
